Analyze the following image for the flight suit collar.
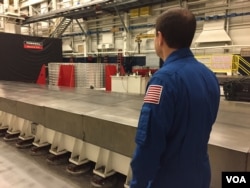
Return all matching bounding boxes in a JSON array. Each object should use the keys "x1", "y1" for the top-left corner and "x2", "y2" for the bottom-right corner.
[{"x1": 163, "y1": 48, "x2": 194, "y2": 66}]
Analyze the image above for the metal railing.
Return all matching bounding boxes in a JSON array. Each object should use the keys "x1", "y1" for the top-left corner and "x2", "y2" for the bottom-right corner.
[
  {"x1": 196, "y1": 54, "x2": 250, "y2": 76},
  {"x1": 234, "y1": 55, "x2": 250, "y2": 75}
]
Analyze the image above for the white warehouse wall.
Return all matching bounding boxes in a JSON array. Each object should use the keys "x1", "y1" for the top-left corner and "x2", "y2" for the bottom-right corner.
[
  {"x1": 70, "y1": 2, "x2": 250, "y2": 55},
  {"x1": 17, "y1": 0, "x2": 250, "y2": 62},
  {"x1": 230, "y1": 28, "x2": 250, "y2": 45}
]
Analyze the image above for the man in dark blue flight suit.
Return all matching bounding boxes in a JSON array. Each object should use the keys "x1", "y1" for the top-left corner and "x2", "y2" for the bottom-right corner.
[{"x1": 130, "y1": 8, "x2": 220, "y2": 188}]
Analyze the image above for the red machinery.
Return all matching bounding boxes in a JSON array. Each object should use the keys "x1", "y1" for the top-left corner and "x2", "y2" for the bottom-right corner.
[{"x1": 132, "y1": 66, "x2": 158, "y2": 76}]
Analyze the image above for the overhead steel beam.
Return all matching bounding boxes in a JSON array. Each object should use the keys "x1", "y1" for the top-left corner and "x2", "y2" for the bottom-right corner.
[
  {"x1": 22, "y1": 0, "x2": 137, "y2": 24},
  {"x1": 22, "y1": 0, "x2": 165, "y2": 25},
  {"x1": 22, "y1": 0, "x2": 109, "y2": 24},
  {"x1": 114, "y1": 6, "x2": 128, "y2": 33},
  {"x1": 75, "y1": 19, "x2": 87, "y2": 36}
]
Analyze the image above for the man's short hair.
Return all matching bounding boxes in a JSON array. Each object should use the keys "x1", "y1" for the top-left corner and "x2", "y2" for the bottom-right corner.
[{"x1": 155, "y1": 8, "x2": 196, "y2": 49}]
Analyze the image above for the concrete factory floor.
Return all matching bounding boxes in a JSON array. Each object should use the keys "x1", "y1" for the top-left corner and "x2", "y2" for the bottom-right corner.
[{"x1": 0, "y1": 138, "x2": 126, "y2": 188}]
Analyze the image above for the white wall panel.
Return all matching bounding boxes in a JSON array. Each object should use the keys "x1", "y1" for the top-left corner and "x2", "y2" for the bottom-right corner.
[
  {"x1": 4, "y1": 23, "x2": 16, "y2": 33},
  {"x1": 102, "y1": 33, "x2": 114, "y2": 44},
  {"x1": 115, "y1": 38, "x2": 123, "y2": 51},
  {"x1": 229, "y1": 28, "x2": 250, "y2": 45},
  {"x1": 52, "y1": 0, "x2": 250, "y2": 56}
]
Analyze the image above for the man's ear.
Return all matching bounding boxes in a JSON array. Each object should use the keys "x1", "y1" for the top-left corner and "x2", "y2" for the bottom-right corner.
[{"x1": 157, "y1": 31, "x2": 164, "y2": 46}]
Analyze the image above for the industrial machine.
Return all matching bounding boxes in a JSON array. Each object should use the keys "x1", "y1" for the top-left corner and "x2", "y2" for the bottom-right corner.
[
  {"x1": 223, "y1": 77, "x2": 250, "y2": 101},
  {"x1": 135, "y1": 33, "x2": 155, "y2": 54},
  {"x1": 132, "y1": 66, "x2": 158, "y2": 76}
]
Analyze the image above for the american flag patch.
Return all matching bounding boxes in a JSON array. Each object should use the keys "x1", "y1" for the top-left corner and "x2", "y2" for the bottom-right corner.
[{"x1": 144, "y1": 85, "x2": 163, "y2": 104}]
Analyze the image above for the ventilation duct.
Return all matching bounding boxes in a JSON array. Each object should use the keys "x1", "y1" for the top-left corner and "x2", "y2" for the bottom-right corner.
[
  {"x1": 195, "y1": 20, "x2": 231, "y2": 43},
  {"x1": 62, "y1": 44, "x2": 73, "y2": 52},
  {"x1": 195, "y1": 1, "x2": 232, "y2": 45}
]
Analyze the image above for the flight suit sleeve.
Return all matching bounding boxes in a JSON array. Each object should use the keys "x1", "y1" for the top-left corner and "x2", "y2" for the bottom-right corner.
[{"x1": 130, "y1": 76, "x2": 175, "y2": 188}]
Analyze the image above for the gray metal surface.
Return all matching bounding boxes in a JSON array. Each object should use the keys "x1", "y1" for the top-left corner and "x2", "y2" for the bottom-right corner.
[
  {"x1": 208, "y1": 99, "x2": 250, "y2": 188},
  {"x1": 0, "y1": 81, "x2": 250, "y2": 154},
  {"x1": 211, "y1": 99, "x2": 250, "y2": 152},
  {"x1": 208, "y1": 145, "x2": 248, "y2": 188},
  {"x1": 0, "y1": 81, "x2": 142, "y2": 157},
  {"x1": 0, "y1": 97, "x2": 16, "y2": 115},
  {"x1": 0, "y1": 81, "x2": 250, "y2": 188}
]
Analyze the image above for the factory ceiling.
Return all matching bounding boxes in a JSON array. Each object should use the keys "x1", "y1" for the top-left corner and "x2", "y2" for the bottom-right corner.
[{"x1": 22, "y1": 0, "x2": 170, "y2": 25}]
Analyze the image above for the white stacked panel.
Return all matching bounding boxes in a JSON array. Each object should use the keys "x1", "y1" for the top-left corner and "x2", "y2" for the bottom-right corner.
[
  {"x1": 75, "y1": 63, "x2": 89, "y2": 88},
  {"x1": 83, "y1": 63, "x2": 105, "y2": 89},
  {"x1": 48, "y1": 63, "x2": 61, "y2": 86},
  {"x1": 48, "y1": 63, "x2": 106, "y2": 88}
]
